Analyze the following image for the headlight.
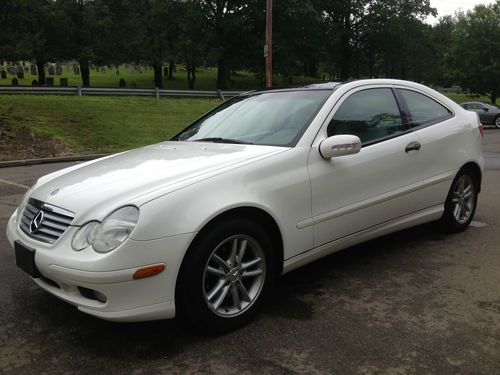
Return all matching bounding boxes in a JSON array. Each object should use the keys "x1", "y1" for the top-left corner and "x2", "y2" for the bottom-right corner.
[{"x1": 72, "y1": 206, "x2": 140, "y2": 253}]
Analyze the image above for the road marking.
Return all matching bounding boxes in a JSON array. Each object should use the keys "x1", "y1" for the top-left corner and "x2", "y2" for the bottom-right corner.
[
  {"x1": 0, "y1": 178, "x2": 29, "y2": 190},
  {"x1": 470, "y1": 221, "x2": 488, "y2": 228}
]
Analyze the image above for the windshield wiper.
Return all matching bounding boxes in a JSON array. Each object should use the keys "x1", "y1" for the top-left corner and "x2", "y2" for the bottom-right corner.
[{"x1": 193, "y1": 137, "x2": 254, "y2": 145}]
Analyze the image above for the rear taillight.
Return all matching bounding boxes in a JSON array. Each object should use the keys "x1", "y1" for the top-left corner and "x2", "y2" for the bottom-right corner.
[{"x1": 479, "y1": 123, "x2": 484, "y2": 137}]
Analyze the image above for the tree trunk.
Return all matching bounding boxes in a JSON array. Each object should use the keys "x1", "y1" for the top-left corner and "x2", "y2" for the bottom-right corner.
[
  {"x1": 217, "y1": 58, "x2": 226, "y2": 89},
  {"x1": 491, "y1": 89, "x2": 497, "y2": 105},
  {"x1": 79, "y1": 59, "x2": 90, "y2": 87},
  {"x1": 168, "y1": 61, "x2": 174, "y2": 79},
  {"x1": 36, "y1": 60, "x2": 45, "y2": 85},
  {"x1": 153, "y1": 63, "x2": 163, "y2": 89},
  {"x1": 187, "y1": 65, "x2": 196, "y2": 89}
]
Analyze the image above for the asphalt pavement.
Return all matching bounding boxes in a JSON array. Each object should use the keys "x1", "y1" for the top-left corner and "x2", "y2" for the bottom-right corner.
[{"x1": 1, "y1": 131, "x2": 499, "y2": 375}]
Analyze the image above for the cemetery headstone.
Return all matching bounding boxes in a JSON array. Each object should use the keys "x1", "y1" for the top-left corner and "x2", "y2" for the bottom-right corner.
[
  {"x1": 30, "y1": 64, "x2": 37, "y2": 75},
  {"x1": 60, "y1": 78, "x2": 68, "y2": 86},
  {"x1": 32, "y1": 80, "x2": 38, "y2": 86},
  {"x1": 17, "y1": 67, "x2": 24, "y2": 79},
  {"x1": 115, "y1": 70, "x2": 120, "y2": 76},
  {"x1": 1, "y1": 70, "x2": 6, "y2": 79},
  {"x1": 119, "y1": 78, "x2": 126, "y2": 88},
  {"x1": 48, "y1": 65, "x2": 55, "y2": 75},
  {"x1": 7, "y1": 66, "x2": 16, "y2": 74},
  {"x1": 46, "y1": 77, "x2": 54, "y2": 86},
  {"x1": 11, "y1": 77, "x2": 18, "y2": 86},
  {"x1": 73, "y1": 64, "x2": 80, "y2": 75},
  {"x1": 56, "y1": 63, "x2": 63, "y2": 75},
  {"x1": 163, "y1": 66, "x2": 169, "y2": 76}
]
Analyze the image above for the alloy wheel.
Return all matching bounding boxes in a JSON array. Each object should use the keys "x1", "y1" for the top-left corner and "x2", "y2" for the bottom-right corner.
[
  {"x1": 202, "y1": 235, "x2": 266, "y2": 317},
  {"x1": 451, "y1": 174, "x2": 476, "y2": 224}
]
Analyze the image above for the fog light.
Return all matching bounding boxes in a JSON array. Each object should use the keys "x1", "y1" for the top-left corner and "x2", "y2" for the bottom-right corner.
[{"x1": 94, "y1": 290, "x2": 107, "y2": 303}]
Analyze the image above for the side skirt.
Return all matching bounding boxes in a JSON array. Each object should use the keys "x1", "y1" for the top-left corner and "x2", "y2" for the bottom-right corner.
[{"x1": 282, "y1": 204, "x2": 443, "y2": 274}]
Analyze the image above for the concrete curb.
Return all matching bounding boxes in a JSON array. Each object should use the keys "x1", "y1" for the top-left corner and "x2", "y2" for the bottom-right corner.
[{"x1": 0, "y1": 154, "x2": 109, "y2": 168}]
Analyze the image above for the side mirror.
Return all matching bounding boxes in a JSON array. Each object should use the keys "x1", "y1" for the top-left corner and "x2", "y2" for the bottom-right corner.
[
  {"x1": 482, "y1": 107, "x2": 489, "y2": 112},
  {"x1": 319, "y1": 134, "x2": 361, "y2": 159}
]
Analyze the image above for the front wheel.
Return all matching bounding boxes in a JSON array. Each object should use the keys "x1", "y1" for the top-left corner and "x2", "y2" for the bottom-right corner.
[
  {"x1": 176, "y1": 219, "x2": 275, "y2": 333},
  {"x1": 440, "y1": 168, "x2": 478, "y2": 232}
]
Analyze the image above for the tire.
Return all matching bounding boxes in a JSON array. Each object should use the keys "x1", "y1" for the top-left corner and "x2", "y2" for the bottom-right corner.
[
  {"x1": 439, "y1": 167, "x2": 478, "y2": 233},
  {"x1": 495, "y1": 116, "x2": 500, "y2": 129},
  {"x1": 176, "y1": 218, "x2": 275, "y2": 333}
]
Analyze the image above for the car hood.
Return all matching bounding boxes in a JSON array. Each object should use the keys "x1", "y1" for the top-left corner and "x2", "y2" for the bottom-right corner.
[{"x1": 30, "y1": 141, "x2": 287, "y2": 224}]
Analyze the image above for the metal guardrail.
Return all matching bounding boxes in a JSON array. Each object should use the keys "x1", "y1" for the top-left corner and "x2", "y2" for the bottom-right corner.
[{"x1": 0, "y1": 86, "x2": 247, "y2": 99}]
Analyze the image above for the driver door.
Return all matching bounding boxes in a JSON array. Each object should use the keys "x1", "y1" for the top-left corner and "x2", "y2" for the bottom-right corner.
[{"x1": 307, "y1": 87, "x2": 426, "y2": 247}]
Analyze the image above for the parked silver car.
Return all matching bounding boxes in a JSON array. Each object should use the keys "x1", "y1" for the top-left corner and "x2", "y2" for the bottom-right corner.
[{"x1": 460, "y1": 102, "x2": 500, "y2": 128}]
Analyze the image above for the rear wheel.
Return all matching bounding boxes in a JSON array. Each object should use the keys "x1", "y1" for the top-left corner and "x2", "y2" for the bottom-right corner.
[
  {"x1": 177, "y1": 219, "x2": 275, "y2": 333},
  {"x1": 495, "y1": 116, "x2": 500, "y2": 129},
  {"x1": 440, "y1": 168, "x2": 478, "y2": 232}
]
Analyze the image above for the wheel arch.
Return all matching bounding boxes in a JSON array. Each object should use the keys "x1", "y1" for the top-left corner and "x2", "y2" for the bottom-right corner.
[
  {"x1": 460, "y1": 161, "x2": 482, "y2": 193},
  {"x1": 175, "y1": 206, "x2": 285, "y2": 301}
]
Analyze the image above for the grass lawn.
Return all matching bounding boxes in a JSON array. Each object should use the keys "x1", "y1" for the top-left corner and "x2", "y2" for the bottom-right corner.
[
  {"x1": 0, "y1": 91, "x2": 496, "y2": 162},
  {"x1": 0, "y1": 65, "x2": 318, "y2": 90},
  {"x1": 0, "y1": 95, "x2": 220, "y2": 161}
]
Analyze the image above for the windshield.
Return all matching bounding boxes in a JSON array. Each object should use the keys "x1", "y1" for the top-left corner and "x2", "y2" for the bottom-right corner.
[{"x1": 172, "y1": 90, "x2": 332, "y2": 146}]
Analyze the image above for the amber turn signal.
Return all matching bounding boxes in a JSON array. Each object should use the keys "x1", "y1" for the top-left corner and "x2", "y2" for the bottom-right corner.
[{"x1": 133, "y1": 264, "x2": 166, "y2": 280}]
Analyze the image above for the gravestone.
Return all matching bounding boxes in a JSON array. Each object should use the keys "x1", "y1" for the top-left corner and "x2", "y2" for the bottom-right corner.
[
  {"x1": 100, "y1": 67, "x2": 106, "y2": 74},
  {"x1": 11, "y1": 77, "x2": 18, "y2": 86},
  {"x1": 32, "y1": 80, "x2": 38, "y2": 86},
  {"x1": 48, "y1": 65, "x2": 55, "y2": 75},
  {"x1": 46, "y1": 77, "x2": 54, "y2": 86},
  {"x1": 73, "y1": 64, "x2": 80, "y2": 75},
  {"x1": 60, "y1": 78, "x2": 68, "y2": 86},
  {"x1": 56, "y1": 63, "x2": 63, "y2": 75},
  {"x1": 17, "y1": 66, "x2": 24, "y2": 79},
  {"x1": 163, "y1": 66, "x2": 169, "y2": 76},
  {"x1": 30, "y1": 65, "x2": 37, "y2": 75},
  {"x1": 115, "y1": 70, "x2": 119, "y2": 76},
  {"x1": 119, "y1": 78, "x2": 126, "y2": 88},
  {"x1": 1, "y1": 70, "x2": 6, "y2": 79},
  {"x1": 7, "y1": 66, "x2": 16, "y2": 74}
]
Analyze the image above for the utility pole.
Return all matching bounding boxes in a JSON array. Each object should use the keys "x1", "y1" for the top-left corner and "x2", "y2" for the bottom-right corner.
[{"x1": 265, "y1": 0, "x2": 273, "y2": 88}]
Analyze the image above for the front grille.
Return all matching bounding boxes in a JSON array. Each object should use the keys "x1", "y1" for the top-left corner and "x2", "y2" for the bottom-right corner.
[{"x1": 19, "y1": 198, "x2": 75, "y2": 244}]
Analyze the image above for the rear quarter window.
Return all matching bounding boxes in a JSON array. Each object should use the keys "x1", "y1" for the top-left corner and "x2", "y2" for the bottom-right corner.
[{"x1": 399, "y1": 89, "x2": 453, "y2": 128}]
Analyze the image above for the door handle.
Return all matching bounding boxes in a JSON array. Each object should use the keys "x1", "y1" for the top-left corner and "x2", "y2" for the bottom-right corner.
[{"x1": 405, "y1": 141, "x2": 421, "y2": 153}]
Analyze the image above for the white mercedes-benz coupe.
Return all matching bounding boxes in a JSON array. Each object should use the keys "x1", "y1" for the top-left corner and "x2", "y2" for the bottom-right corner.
[{"x1": 7, "y1": 79, "x2": 484, "y2": 332}]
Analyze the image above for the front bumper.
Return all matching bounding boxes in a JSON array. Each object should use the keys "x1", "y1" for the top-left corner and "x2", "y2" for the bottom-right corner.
[{"x1": 7, "y1": 212, "x2": 196, "y2": 322}]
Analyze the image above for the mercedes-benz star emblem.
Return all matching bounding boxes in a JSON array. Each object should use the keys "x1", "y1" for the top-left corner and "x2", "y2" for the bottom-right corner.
[{"x1": 29, "y1": 211, "x2": 44, "y2": 234}]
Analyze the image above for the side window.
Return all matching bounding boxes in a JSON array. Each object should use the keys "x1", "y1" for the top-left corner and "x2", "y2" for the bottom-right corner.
[
  {"x1": 327, "y1": 88, "x2": 403, "y2": 144},
  {"x1": 399, "y1": 89, "x2": 452, "y2": 128}
]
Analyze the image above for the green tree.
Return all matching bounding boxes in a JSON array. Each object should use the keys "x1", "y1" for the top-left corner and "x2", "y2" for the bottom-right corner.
[{"x1": 447, "y1": 2, "x2": 500, "y2": 103}]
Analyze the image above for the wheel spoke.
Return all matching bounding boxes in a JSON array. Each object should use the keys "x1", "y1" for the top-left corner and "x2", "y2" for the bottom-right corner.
[
  {"x1": 212, "y1": 285, "x2": 230, "y2": 310},
  {"x1": 241, "y1": 257, "x2": 262, "y2": 270},
  {"x1": 212, "y1": 254, "x2": 229, "y2": 270},
  {"x1": 229, "y1": 238, "x2": 238, "y2": 266},
  {"x1": 207, "y1": 266, "x2": 226, "y2": 277},
  {"x1": 238, "y1": 239, "x2": 248, "y2": 264},
  {"x1": 242, "y1": 269, "x2": 263, "y2": 278},
  {"x1": 453, "y1": 203, "x2": 461, "y2": 219},
  {"x1": 231, "y1": 284, "x2": 241, "y2": 310},
  {"x1": 237, "y1": 282, "x2": 251, "y2": 302},
  {"x1": 207, "y1": 279, "x2": 226, "y2": 301}
]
